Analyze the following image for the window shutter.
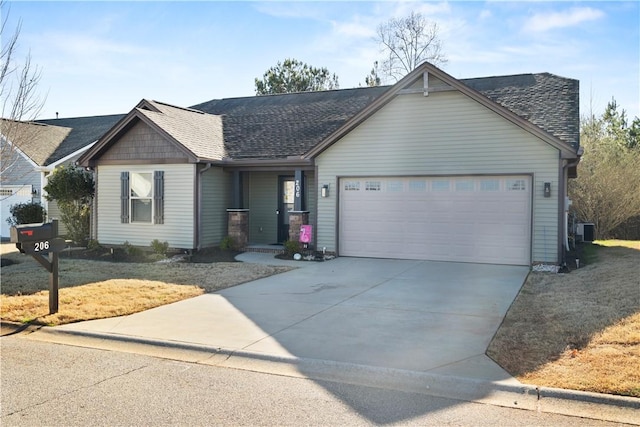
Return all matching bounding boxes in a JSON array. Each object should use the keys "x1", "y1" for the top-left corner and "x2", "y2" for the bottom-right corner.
[
  {"x1": 120, "y1": 172, "x2": 129, "y2": 223},
  {"x1": 154, "y1": 171, "x2": 164, "y2": 224}
]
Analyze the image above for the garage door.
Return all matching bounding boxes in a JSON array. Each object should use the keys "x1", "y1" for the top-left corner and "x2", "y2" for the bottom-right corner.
[{"x1": 339, "y1": 176, "x2": 531, "y2": 265}]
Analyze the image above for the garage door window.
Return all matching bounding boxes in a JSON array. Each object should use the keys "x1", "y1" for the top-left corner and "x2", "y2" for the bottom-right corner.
[
  {"x1": 365, "y1": 181, "x2": 381, "y2": 191},
  {"x1": 480, "y1": 179, "x2": 500, "y2": 191},
  {"x1": 455, "y1": 180, "x2": 474, "y2": 191},
  {"x1": 432, "y1": 180, "x2": 450, "y2": 191},
  {"x1": 344, "y1": 181, "x2": 360, "y2": 191},
  {"x1": 507, "y1": 179, "x2": 526, "y2": 191},
  {"x1": 387, "y1": 181, "x2": 403, "y2": 192},
  {"x1": 409, "y1": 180, "x2": 426, "y2": 192}
]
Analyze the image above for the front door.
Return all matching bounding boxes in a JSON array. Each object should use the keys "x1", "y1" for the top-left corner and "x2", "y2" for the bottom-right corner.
[{"x1": 277, "y1": 176, "x2": 295, "y2": 243}]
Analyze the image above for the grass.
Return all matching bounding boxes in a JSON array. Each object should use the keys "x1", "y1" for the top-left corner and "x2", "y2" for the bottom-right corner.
[
  {"x1": 1, "y1": 280, "x2": 204, "y2": 325},
  {"x1": 1, "y1": 243, "x2": 291, "y2": 326},
  {"x1": 488, "y1": 241, "x2": 640, "y2": 397}
]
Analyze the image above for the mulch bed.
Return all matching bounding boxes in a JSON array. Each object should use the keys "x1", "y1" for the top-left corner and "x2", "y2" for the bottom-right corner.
[{"x1": 58, "y1": 245, "x2": 241, "y2": 263}]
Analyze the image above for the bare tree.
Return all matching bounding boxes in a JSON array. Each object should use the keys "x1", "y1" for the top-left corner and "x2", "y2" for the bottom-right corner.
[
  {"x1": 376, "y1": 11, "x2": 447, "y2": 82},
  {"x1": 569, "y1": 100, "x2": 640, "y2": 239},
  {"x1": 1, "y1": 2, "x2": 46, "y2": 185}
]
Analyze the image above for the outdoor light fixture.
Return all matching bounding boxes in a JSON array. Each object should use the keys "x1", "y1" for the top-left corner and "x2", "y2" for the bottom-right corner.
[
  {"x1": 544, "y1": 182, "x2": 551, "y2": 198},
  {"x1": 321, "y1": 184, "x2": 329, "y2": 198}
]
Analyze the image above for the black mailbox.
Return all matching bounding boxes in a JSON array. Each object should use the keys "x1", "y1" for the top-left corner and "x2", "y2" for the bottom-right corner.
[{"x1": 10, "y1": 223, "x2": 54, "y2": 243}]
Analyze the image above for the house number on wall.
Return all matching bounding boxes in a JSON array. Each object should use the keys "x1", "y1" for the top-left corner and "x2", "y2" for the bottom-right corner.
[{"x1": 295, "y1": 179, "x2": 301, "y2": 198}]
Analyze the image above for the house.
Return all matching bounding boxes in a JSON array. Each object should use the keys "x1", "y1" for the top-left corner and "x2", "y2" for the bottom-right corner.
[
  {"x1": 78, "y1": 62, "x2": 580, "y2": 266},
  {"x1": 0, "y1": 115, "x2": 123, "y2": 238}
]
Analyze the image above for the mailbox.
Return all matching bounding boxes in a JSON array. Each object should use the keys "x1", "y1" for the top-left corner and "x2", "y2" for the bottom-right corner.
[{"x1": 10, "y1": 222, "x2": 54, "y2": 243}]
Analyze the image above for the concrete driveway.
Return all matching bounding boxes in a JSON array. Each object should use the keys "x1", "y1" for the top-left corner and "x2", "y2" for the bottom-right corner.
[{"x1": 54, "y1": 255, "x2": 529, "y2": 382}]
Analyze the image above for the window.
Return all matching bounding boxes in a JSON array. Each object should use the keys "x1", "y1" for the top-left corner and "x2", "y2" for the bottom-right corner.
[
  {"x1": 455, "y1": 180, "x2": 474, "y2": 191},
  {"x1": 121, "y1": 171, "x2": 164, "y2": 224},
  {"x1": 365, "y1": 181, "x2": 381, "y2": 191},
  {"x1": 432, "y1": 180, "x2": 450, "y2": 191},
  {"x1": 131, "y1": 173, "x2": 153, "y2": 223},
  {"x1": 344, "y1": 181, "x2": 360, "y2": 191},
  {"x1": 480, "y1": 179, "x2": 500, "y2": 191},
  {"x1": 409, "y1": 180, "x2": 426, "y2": 192},
  {"x1": 507, "y1": 179, "x2": 526, "y2": 191},
  {"x1": 387, "y1": 181, "x2": 403, "y2": 192}
]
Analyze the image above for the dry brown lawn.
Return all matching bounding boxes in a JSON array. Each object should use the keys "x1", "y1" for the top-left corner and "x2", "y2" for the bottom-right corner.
[
  {"x1": 1, "y1": 243, "x2": 291, "y2": 326},
  {"x1": 488, "y1": 240, "x2": 640, "y2": 397}
]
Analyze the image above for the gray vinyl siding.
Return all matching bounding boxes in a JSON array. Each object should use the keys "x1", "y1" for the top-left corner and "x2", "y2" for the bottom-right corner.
[
  {"x1": 246, "y1": 171, "x2": 316, "y2": 245},
  {"x1": 315, "y1": 90, "x2": 561, "y2": 263},
  {"x1": 247, "y1": 172, "x2": 278, "y2": 244},
  {"x1": 96, "y1": 164, "x2": 195, "y2": 248},
  {"x1": 200, "y1": 165, "x2": 231, "y2": 248}
]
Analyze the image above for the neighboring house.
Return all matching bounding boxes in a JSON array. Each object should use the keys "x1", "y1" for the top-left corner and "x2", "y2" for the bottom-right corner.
[
  {"x1": 78, "y1": 62, "x2": 580, "y2": 266},
  {"x1": 0, "y1": 115, "x2": 123, "y2": 238}
]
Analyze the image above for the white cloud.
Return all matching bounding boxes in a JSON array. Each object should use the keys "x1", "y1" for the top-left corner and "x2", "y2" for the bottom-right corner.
[
  {"x1": 523, "y1": 7, "x2": 605, "y2": 33},
  {"x1": 478, "y1": 9, "x2": 492, "y2": 21}
]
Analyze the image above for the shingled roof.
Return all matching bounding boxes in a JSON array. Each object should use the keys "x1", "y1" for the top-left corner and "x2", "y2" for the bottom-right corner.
[
  {"x1": 1, "y1": 119, "x2": 71, "y2": 166},
  {"x1": 36, "y1": 114, "x2": 124, "y2": 165},
  {"x1": 192, "y1": 86, "x2": 389, "y2": 159},
  {"x1": 461, "y1": 73, "x2": 580, "y2": 150},
  {"x1": 189, "y1": 71, "x2": 579, "y2": 160},
  {"x1": 136, "y1": 100, "x2": 225, "y2": 160}
]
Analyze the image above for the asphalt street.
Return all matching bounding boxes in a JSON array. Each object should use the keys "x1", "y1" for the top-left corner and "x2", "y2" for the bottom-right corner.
[{"x1": 1, "y1": 336, "x2": 625, "y2": 426}]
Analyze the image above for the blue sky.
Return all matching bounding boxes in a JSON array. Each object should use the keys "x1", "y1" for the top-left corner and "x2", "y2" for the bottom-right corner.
[{"x1": 4, "y1": 1, "x2": 639, "y2": 121}]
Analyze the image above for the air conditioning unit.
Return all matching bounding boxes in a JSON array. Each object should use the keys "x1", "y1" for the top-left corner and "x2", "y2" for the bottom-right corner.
[{"x1": 576, "y1": 223, "x2": 595, "y2": 242}]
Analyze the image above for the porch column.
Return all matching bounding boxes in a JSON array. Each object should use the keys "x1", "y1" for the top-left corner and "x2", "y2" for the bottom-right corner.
[
  {"x1": 288, "y1": 211, "x2": 309, "y2": 244},
  {"x1": 227, "y1": 209, "x2": 249, "y2": 249},
  {"x1": 231, "y1": 170, "x2": 243, "y2": 209},
  {"x1": 294, "y1": 169, "x2": 304, "y2": 211}
]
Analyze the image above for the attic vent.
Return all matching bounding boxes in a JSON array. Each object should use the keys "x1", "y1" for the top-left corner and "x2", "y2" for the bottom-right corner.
[{"x1": 140, "y1": 106, "x2": 152, "y2": 111}]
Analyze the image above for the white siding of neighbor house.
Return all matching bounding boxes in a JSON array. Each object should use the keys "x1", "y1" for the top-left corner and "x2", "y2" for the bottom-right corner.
[
  {"x1": 315, "y1": 89, "x2": 560, "y2": 263},
  {"x1": 96, "y1": 163, "x2": 196, "y2": 248},
  {"x1": 200, "y1": 165, "x2": 231, "y2": 248}
]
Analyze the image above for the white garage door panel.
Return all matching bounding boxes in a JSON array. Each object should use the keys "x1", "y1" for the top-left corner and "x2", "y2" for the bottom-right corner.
[{"x1": 339, "y1": 176, "x2": 531, "y2": 265}]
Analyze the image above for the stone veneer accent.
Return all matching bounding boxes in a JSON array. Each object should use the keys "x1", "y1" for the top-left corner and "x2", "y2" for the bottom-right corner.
[
  {"x1": 227, "y1": 209, "x2": 249, "y2": 249},
  {"x1": 288, "y1": 211, "x2": 310, "y2": 245}
]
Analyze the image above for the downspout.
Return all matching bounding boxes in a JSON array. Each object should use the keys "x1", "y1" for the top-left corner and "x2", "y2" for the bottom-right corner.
[
  {"x1": 561, "y1": 149, "x2": 583, "y2": 256},
  {"x1": 196, "y1": 163, "x2": 213, "y2": 250}
]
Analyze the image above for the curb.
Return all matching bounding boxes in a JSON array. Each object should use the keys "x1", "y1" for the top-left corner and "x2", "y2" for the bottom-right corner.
[{"x1": 16, "y1": 325, "x2": 640, "y2": 425}]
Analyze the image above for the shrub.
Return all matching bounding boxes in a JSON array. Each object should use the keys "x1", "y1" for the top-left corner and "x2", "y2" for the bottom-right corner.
[
  {"x1": 87, "y1": 239, "x2": 101, "y2": 250},
  {"x1": 123, "y1": 241, "x2": 143, "y2": 257},
  {"x1": 219, "y1": 236, "x2": 235, "y2": 251},
  {"x1": 6, "y1": 201, "x2": 46, "y2": 226},
  {"x1": 150, "y1": 239, "x2": 169, "y2": 256},
  {"x1": 283, "y1": 240, "x2": 301, "y2": 257}
]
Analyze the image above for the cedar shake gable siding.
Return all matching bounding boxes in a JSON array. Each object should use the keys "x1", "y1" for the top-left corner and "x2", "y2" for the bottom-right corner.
[{"x1": 78, "y1": 100, "x2": 225, "y2": 166}]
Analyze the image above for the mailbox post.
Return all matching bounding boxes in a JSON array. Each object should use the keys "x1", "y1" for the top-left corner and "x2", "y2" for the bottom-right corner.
[{"x1": 10, "y1": 220, "x2": 64, "y2": 314}]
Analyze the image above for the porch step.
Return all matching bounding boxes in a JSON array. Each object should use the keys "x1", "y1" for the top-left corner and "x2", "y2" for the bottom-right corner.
[{"x1": 243, "y1": 244, "x2": 284, "y2": 254}]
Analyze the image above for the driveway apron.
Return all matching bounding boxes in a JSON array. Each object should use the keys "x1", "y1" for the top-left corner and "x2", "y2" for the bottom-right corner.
[{"x1": 56, "y1": 256, "x2": 529, "y2": 382}]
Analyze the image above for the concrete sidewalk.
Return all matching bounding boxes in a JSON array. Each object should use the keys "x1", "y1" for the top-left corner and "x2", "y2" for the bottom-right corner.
[{"x1": 18, "y1": 253, "x2": 640, "y2": 424}]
